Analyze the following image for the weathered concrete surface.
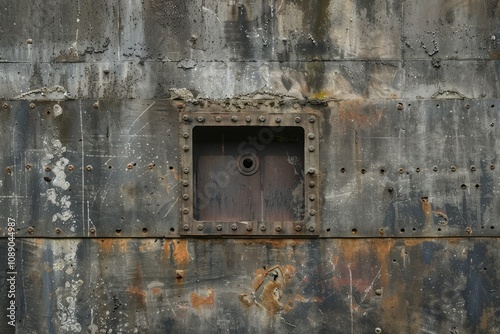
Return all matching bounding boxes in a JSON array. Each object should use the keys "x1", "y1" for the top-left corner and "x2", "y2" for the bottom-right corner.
[{"x1": 0, "y1": 0, "x2": 499, "y2": 333}]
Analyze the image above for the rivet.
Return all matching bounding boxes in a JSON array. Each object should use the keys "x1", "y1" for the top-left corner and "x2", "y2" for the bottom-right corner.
[
  {"x1": 67, "y1": 165, "x2": 74, "y2": 171},
  {"x1": 309, "y1": 181, "x2": 315, "y2": 188},
  {"x1": 397, "y1": 103, "x2": 403, "y2": 110},
  {"x1": 25, "y1": 164, "x2": 32, "y2": 170},
  {"x1": 309, "y1": 209, "x2": 316, "y2": 216},
  {"x1": 182, "y1": 208, "x2": 189, "y2": 214},
  {"x1": 5, "y1": 167, "x2": 12, "y2": 174},
  {"x1": 308, "y1": 133, "x2": 315, "y2": 140},
  {"x1": 258, "y1": 115, "x2": 266, "y2": 122},
  {"x1": 465, "y1": 104, "x2": 470, "y2": 109},
  {"x1": 375, "y1": 327, "x2": 382, "y2": 334},
  {"x1": 294, "y1": 116, "x2": 301, "y2": 123},
  {"x1": 461, "y1": 184, "x2": 467, "y2": 189},
  {"x1": 27, "y1": 227, "x2": 34, "y2": 234},
  {"x1": 246, "y1": 225, "x2": 252, "y2": 231},
  {"x1": 295, "y1": 225, "x2": 302, "y2": 232},
  {"x1": 89, "y1": 227, "x2": 96, "y2": 234},
  {"x1": 309, "y1": 195, "x2": 316, "y2": 201},
  {"x1": 451, "y1": 166, "x2": 456, "y2": 172},
  {"x1": 231, "y1": 224, "x2": 237, "y2": 231},
  {"x1": 216, "y1": 225, "x2": 223, "y2": 231},
  {"x1": 307, "y1": 167, "x2": 316, "y2": 174},
  {"x1": 215, "y1": 116, "x2": 221, "y2": 122},
  {"x1": 379, "y1": 228, "x2": 384, "y2": 235},
  {"x1": 231, "y1": 115, "x2": 238, "y2": 122},
  {"x1": 470, "y1": 165, "x2": 476, "y2": 171},
  {"x1": 183, "y1": 224, "x2": 189, "y2": 231},
  {"x1": 127, "y1": 163, "x2": 133, "y2": 170},
  {"x1": 103, "y1": 68, "x2": 110, "y2": 74},
  {"x1": 183, "y1": 145, "x2": 189, "y2": 152},
  {"x1": 44, "y1": 176, "x2": 52, "y2": 182},
  {"x1": 375, "y1": 289, "x2": 382, "y2": 296},
  {"x1": 182, "y1": 115, "x2": 190, "y2": 121},
  {"x1": 244, "y1": 116, "x2": 251, "y2": 123},
  {"x1": 415, "y1": 167, "x2": 420, "y2": 173},
  {"x1": 29, "y1": 103, "x2": 35, "y2": 109},
  {"x1": 182, "y1": 180, "x2": 189, "y2": 187},
  {"x1": 197, "y1": 116, "x2": 205, "y2": 123},
  {"x1": 197, "y1": 224, "x2": 204, "y2": 231},
  {"x1": 275, "y1": 226, "x2": 282, "y2": 232},
  {"x1": 182, "y1": 194, "x2": 189, "y2": 200},
  {"x1": 148, "y1": 163, "x2": 155, "y2": 170},
  {"x1": 27, "y1": 38, "x2": 33, "y2": 44},
  {"x1": 45, "y1": 166, "x2": 51, "y2": 172},
  {"x1": 183, "y1": 132, "x2": 189, "y2": 138},
  {"x1": 433, "y1": 166, "x2": 438, "y2": 172},
  {"x1": 308, "y1": 226, "x2": 315, "y2": 232},
  {"x1": 176, "y1": 270, "x2": 184, "y2": 279},
  {"x1": 183, "y1": 167, "x2": 190, "y2": 174},
  {"x1": 55, "y1": 228, "x2": 61, "y2": 234},
  {"x1": 388, "y1": 187, "x2": 393, "y2": 193},
  {"x1": 93, "y1": 102, "x2": 99, "y2": 109},
  {"x1": 2, "y1": 103, "x2": 8, "y2": 110},
  {"x1": 308, "y1": 145, "x2": 315, "y2": 152},
  {"x1": 86, "y1": 165, "x2": 93, "y2": 171},
  {"x1": 490, "y1": 164, "x2": 495, "y2": 170},
  {"x1": 260, "y1": 225, "x2": 267, "y2": 231},
  {"x1": 398, "y1": 168, "x2": 404, "y2": 174},
  {"x1": 178, "y1": 104, "x2": 185, "y2": 109},
  {"x1": 275, "y1": 117, "x2": 281, "y2": 123},
  {"x1": 465, "y1": 227, "x2": 472, "y2": 234},
  {"x1": 308, "y1": 116, "x2": 316, "y2": 123}
]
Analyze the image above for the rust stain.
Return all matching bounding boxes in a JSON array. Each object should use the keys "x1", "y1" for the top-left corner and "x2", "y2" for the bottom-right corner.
[
  {"x1": 234, "y1": 239, "x2": 303, "y2": 248},
  {"x1": 126, "y1": 286, "x2": 146, "y2": 305},
  {"x1": 338, "y1": 100, "x2": 383, "y2": 127},
  {"x1": 190, "y1": 289, "x2": 214, "y2": 309},
  {"x1": 295, "y1": 294, "x2": 307, "y2": 302},
  {"x1": 433, "y1": 210, "x2": 448, "y2": 225},
  {"x1": 420, "y1": 197, "x2": 431, "y2": 216},
  {"x1": 96, "y1": 239, "x2": 129, "y2": 254},
  {"x1": 150, "y1": 287, "x2": 162, "y2": 295},
  {"x1": 170, "y1": 240, "x2": 189, "y2": 265},
  {"x1": 259, "y1": 280, "x2": 282, "y2": 314},
  {"x1": 252, "y1": 268, "x2": 267, "y2": 290}
]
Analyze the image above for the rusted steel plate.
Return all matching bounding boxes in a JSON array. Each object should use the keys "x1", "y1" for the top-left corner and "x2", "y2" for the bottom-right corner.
[{"x1": 0, "y1": 238, "x2": 498, "y2": 333}]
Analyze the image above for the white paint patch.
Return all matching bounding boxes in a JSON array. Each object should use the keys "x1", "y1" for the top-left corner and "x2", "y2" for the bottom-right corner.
[{"x1": 53, "y1": 104, "x2": 63, "y2": 117}]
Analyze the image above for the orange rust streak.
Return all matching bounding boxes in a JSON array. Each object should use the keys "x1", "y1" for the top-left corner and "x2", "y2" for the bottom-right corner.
[
  {"x1": 259, "y1": 281, "x2": 282, "y2": 314},
  {"x1": 252, "y1": 268, "x2": 267, "y2": 290},
  {"x1": 150, "y1": 287, "x2": 162, "y2": 295},
  {"x1": 190, "y1": 289, "x2": 214, "y2": 309},
  {"x1": 338, "y1": 101, "x2": 383, "y2": 127},
  {"x1": 172, "y1": 240, "x2": 189, "y2": 265},
  {"x1": 126, "y1": 286, "x2": 146, "y2": 304}
]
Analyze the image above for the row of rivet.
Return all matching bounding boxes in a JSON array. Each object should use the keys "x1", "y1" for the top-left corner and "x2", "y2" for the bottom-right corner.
[
  {"x1": 6, "y1": 163, "x2": 158, "y2": 174},
  {"x1": 182, "y1": 114, "x2": 316, "y2": 124},
  {"x1": 182, "y1": 223, "x2": 316, "y2": 232},
  {"x1": 341, "y1": 164, "x2": 495, "y2": 174}
]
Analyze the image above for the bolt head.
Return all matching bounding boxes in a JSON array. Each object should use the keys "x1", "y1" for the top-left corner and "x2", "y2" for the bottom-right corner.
[
  {"x1": 27, "y1": 227, "x2": 34, "y2": 233},
  {"x1": 231, "y1": 224, "x2": 237, "y2": 231},
  {"x1": 127, "y1": 163, "x2": 133, "y2": 170},
  {"x1": 86, "y1": 165, "x2": 93, "y2": 171},
  {"x1": 388, "y1": 187, "x2": 393, "y2": 193},
  {"x1": 55, "y1": 228, "x2": 61, "y2": 234},
  {"x1": 246, "y1": 225, "x2": 252, "y2": 231},
  {"x1": 309, "y1": 210, "x2": 316, "y2": 216},
  {"x1": 183, "y1": 167, "x2": 189, "y2": 174},
  {"x1": 182, "y1": 115, "x2": 190, "y2": 121},
  {"x1": 103, "y1": 68, "x2": 110, "y2": 74},
  {"x1": 93, "y1": 102, "x2": 99, "y2": 109},
  {"x1": 294, "y1": 117, "x2": 301, "y2": 123},
  {"x1": 182, "y1": 180, "x2": 189, "y2": 187},
  {"x1": 231, "y1": 116, "x2": 238, "y2": 122},
  {"x1": 197, "y1": 116, "x2": 205, "y2": 123},
  {"x1": 260, "y1": 225, "x2": 266, "y2": 231},
  {"x1": 215, "y1": 116, "x2": 221, "y2": 122},
  {"x1": 308, "y1": 226, "x2": 315, "y2": 232},
  {"x1": 275, "y1": 226, "x2": 282, "y2": 232},
  {"x1": 182, "y1": 194, "x2": 189, "y2": 200},
  {"x1": 307, "y1": 167, "x2": 316, "y2": 174},
  {"x1": 182, "y1": 208, "x2": 189, "y2": 214},
  {"x1": 183, "y1": 224, "x2": 189, "y2": 231},
  {"x1": 29, "y1": 103, "x2": 35, "y2": 109},
  {"x1": 148, "y1": 163, "x2": 155, "y2": 170},
  {"x1": 397, "y1": 103, "x2": 404, "y2": 110},
  {"x1": 176, "y1": 270, "x2": 184, "y2": 279},
  {"x1": 309, "y1": 181, "x2": 315, "y2": 188},
  {"x1": 183, "y1": 132, "x2": 189, "y2": 138},
  {"x1": 308, "y1": 116, "x2": 316, "y2": 123},
  {"x1": 308, "y1": 145, "x2": 315, "y2": 152},
  {"x1": 67, "y1": 165, "x2": 74, "y2": 171},
  {"x1": 89, "y1": 227, "x2": 96, "y2": 234},
  {"x1": 258, "y1": 115, "x2": 266, "y2": 122},
  {"x1": 309, "y1": 195, "x2": 316, "y2": 201},
  {"x1": 197, "y1": 224, "x2": 204, "y2": 231},
  {"x1": 245, "y1": 116, "x2": 251, "y2": 123},
  {"x1": 183, "y1": 145, "x2": 189, "y2": 152},
  {"x1": 295, "y1": 225, "x2": 302, "y2": 232},
  {"x1": 216, "y1": 225, "x2": 223, "y2": 231},
  {"x1": 308, "y1": 133, "x2": 315, "y2": 140},
  {"x1": 275, "y1": 117, "x2": 281, "y2": 123}
]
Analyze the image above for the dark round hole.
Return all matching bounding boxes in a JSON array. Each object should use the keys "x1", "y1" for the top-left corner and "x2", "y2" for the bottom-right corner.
[
  {"x1": 326, "y1": 228, "x2": 331, "y2": 232},
  {"x1": 243, "y1": 158, "x2": 253, "y2": 169},
  {"x1": 142, "y1": 228, "x2": 148, "y2": 233},
  {"x1": 115, "y1": 228, "x2": 122, "y2": 233},
  {"x1": 491, "y1": 226, "x2": 495, "y2": 230},
  {"x1": 169, "y1": 166, "x2": 174, "y2": 170},
  {"x1": 351, "y1": 228, "x2": 358, "y2": 234},
  {"x1": 340, "y1": 167, "x2": 346, "y2": 173},
  {"x1": 400, "y1": 228, "x2": 405, "y2": 233},
  {"x1": 170, "y1": 227, "x2": 175, "y2": 232}
]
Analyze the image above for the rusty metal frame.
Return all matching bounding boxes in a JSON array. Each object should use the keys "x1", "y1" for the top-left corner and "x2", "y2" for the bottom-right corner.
[{"x1": 179, "y1": 110, "x2": 320, "y2": 237}]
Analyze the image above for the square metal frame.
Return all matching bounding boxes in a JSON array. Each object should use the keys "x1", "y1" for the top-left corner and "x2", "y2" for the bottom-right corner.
[{"x1": 179, "y1": 111, "x2": 320, "y2": 237}]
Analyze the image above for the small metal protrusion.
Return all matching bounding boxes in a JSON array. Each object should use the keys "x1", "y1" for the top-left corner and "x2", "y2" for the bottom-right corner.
[
  {"x1": 309, "y1": 181, "x2": 315, "y2": 188},
  {"x1": 231, "y1": 115, "x2": 238, "y2": 122},
  {"x1": 246, "y1": 225, "x2": 252, "y2": 231},
  {"x1": 197, "y1": 116, "x2": 205, "y2": 123},
  {"x1": 379, "y1": 228, "x2": 385, "y2": 235},
  {"x1": 308, "y1": 145, "x2": 315, "y2": 152},
  {"x1": 258, "y1": 115, "x2": 266, "y2": 122},
  {"x1": 260, "y1": 225, "x2": 267, "y2": 231},
  {"x1": 388, "y1": 187, "x2": 394, "y2": 193},
  {"x1": 308, "y1": 226, "x2": 315, "y2": 232},
  {"x1": 93, "y1": 102, "x2": 99, "y2": 109},
  {"x1": 89, "y1": 227, "x2": 96, "y2": 234},
  {"x1": 461, "y1": 184, "x2": 467, "y2": 189},
  {"x1": 470, "y1": 165, "x2": 476, "y2": 171},
  {"x1": 197, "y1": 224, "x2": 204, "y2": 231},
  {"x1": 183, "y1": 145, "x2": 189, "y2": 152},
  {"x1": 216, "y1": 225, "x2": 223, "y2": 231},
  {"x1": 182, "y1": 180, "x2": 189, "y2": 187},
  {"x1": 182, "y1": 115, "x2": 190, "y2": 122},
  {"x1": 55, "y1": 228, "x2": 61, "y2": 234},
  {"x1": 294, "y1": 116, "x2": 301, "y2": 123},
  {"x1": 183, "y1": 167, "x2": 190, "y2": 174},
  {"x1": 309, "y1": 195, "x2": 316, "y2": 201},
  {"x1": 27, "y1": 38, "x2": 33, "y2": 44},
  {"x1": 183, "y1": 224, "x2": 189, "y2": 231},
  {"x1": 5, "y1": 167, "x2": 12, "y2": 174},
  {"x1": 275, "y1": 226, "x2": 282, "y2": 232},
  {"x1": 148, "y1": 163, "x2": 155, "y2": 170},
  {"x1": 182, "y1": 208, "x2": 189, "y2": 214},
  {"x1": 29, "y1": 103, "x2": 35, "y2": 109},
  {"x1": 398, "y1": 168, "x2": 404, "y2": 174},
  {"x1": 127, "y1": 163, "x2": 133, "y2": 170},
  {"x1": 451, "y1": 166, "x2": 456, "y2": 172},
  {"x1": 215, "y1": 116, "x2": 221, "y2": 122},
  {"x1": 27, "y1": 227, "x2": 34, "y2": 234},
  {"x1": 465, "y1": 104, "x2": 471, "y2": 109},
  {"x1": 307, "y1": 167, "x2": 316, "y2": 174},
  {"x1": 295, "y1": 225, "x2": 302, "y2": 232},
  {"x1": 308, "y1": 116, "x2": 316, "y2": 123},
  {"x1": 103, "y1": 68, "x2": 110, "y2": 74},
  {"x1": 182, "y1": 194, "x2": 189, "y2": 200},
  {"x1": 465, "y1": 227, "x2": 472, "y2": 234},
  {"x1": 397, "y1": 102, "x2": 404, "y2": 110},
  {"x1": 275, "y1": 117, "x2": 281, "y2": 123},
  {"x1": 67, "y1": 165, "x2": 74, "y2": 171},
  {"x1": 375, "y1": 289, "x2": 382, "y2": 296},
  {"x1": 416, "y1": 167, "x2": 421, "y2": 173},
  {"x1": 183, "y1": 132, "x2": 189, "y2": 138},
  {"x1": 178, "y1": 104, "x2": 185, "y2": 109},
  {"x1": 433, "y1": 166, "x2": 438, "y2": 172},
  {"x1": 45, "y1": 166, "x2": 51, "y2": 172},
  {"x1": 245, "y1": 116, "x2": 251, "y2": 123},
  {"x1": 176, "y1": 270, "x2": 184, "y2": 279},
  {"x1": 375, "y1": 327, "x2": 382, "y2": 334},
  {"x1": 231, "y1": 224, "x2": 238, "y2": 231},
  {"x1": 308, "y1": 133, "x2": 315, "y2": 140},
  {"x1": 86, "y1": 165, "x2": 93, "y2": 171},
  {"x1": 310, "y1": 210, "x2": 316, "y2": 216},
  {"x1": 490, "y1": 164, "x2": 495, "y2": 170},
  {"x1": 2, "y1": 103, "x2": 8, "y2": 110},
  {"x1": 26, "y1": 164, "x2": 32, "y2": 170}
]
